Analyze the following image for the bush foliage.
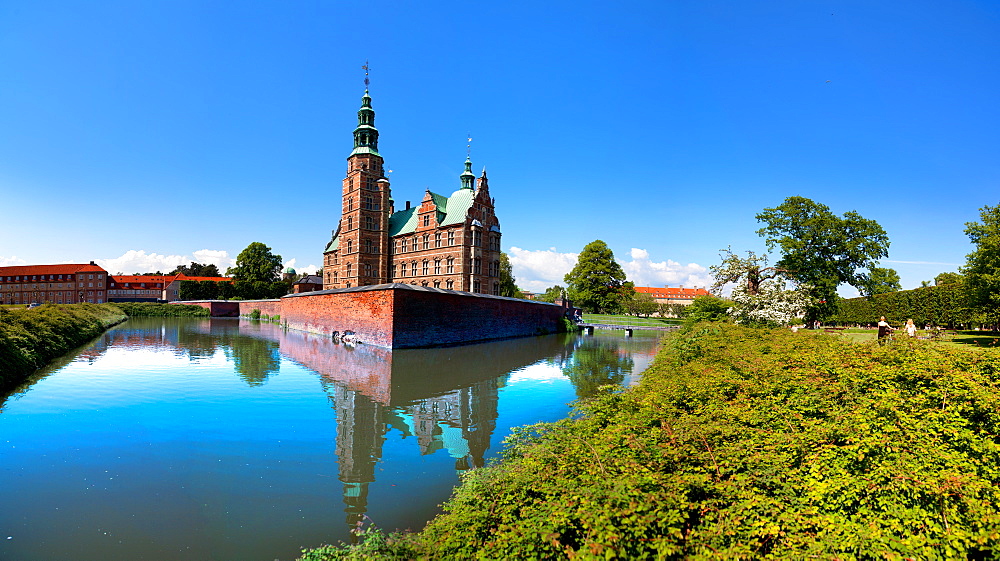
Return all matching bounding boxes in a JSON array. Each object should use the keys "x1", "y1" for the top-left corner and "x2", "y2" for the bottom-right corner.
[
  {"x1": 302, "y1": 323, "x2": 1000, "y2": 560},
  {"x1": 0, "y1": 303, "x2": 126, "y2": 388},
  {"x1": 114, "y1": 302, "x2": 210, "y2": 317}
]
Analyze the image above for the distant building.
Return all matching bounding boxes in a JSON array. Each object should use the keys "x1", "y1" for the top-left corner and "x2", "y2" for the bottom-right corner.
[
  {"x1": 107, "y1": 274, "x2": 231, "y2": 302},
  {"x1": 292, "y1": 274, "x2": 324, "y2": 294},
  {"x1": 0, "y1": 262, "x2": 109, "y2": 304},
  {"x1": 634, "y1": 285, "x2": 711, "y2": 311},
  {"x1": 322, "y1": 89, "x2": 503, "y2": 294}
]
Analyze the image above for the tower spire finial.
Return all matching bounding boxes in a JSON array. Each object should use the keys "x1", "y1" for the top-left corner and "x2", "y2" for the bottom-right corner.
[
  {"x1": 467, "y1": 134, "x2": 472, "y2": 159},
  {"x1": 362, "y1": 60, "x2": 370, "y2": 91}
]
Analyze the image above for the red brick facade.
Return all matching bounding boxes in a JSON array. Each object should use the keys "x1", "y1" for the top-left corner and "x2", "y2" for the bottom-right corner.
[{"x1": 323, "y1": 91, "x2": 503, "y2": 295}]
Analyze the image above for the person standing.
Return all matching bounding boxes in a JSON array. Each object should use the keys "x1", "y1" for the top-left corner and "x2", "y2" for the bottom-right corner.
[
  {"x1": 905, "y1": 318, "x2": 917, "y2": 338},
  {"x1": 877, "y1": 316, "x2": 894, "y2": 345}
]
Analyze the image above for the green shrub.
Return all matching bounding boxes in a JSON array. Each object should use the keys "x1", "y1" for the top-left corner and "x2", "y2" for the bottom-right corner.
[
  {"x1": 248, "y1": 308, "x2": 262, "y2": 320},
  {"x1": 114, "y1": 302, "x2": 210, "y2": 317},
  {"x1": 304, "y1": 323, "x2": 1000, "y2": 559}
]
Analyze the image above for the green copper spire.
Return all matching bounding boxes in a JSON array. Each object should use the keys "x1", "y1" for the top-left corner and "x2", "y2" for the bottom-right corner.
[
  {"x1": 350, "y1": 90, "x2": 380, "y2": 156},
  {"x1": 460, "y1": 156, "x2": 475, "y2": 190}
]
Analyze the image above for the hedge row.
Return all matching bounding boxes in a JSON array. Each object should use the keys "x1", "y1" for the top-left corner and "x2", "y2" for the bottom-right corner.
[
  {"x1": 832, "y1": 283, "x2": 982, "y2": 328},
  {"x1": 113, "y1": 302, "x2": 210, "y2": 317},
  {"x1": 0, "y1": 303, "x2": 127, "y2": 388},
  {"x1": 301, "y1": 323, "x2": 1000, "y2": 559}
]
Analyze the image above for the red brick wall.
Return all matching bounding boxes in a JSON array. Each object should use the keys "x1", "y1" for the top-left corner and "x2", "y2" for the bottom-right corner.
[
  {"x1": 237, "y1": 300, "x2": 283, "y2": 318},
  {"x1": 172, "y1": 300, "x2": 241, "y2": 317},
  {"x1": 232, "y1": 285, "x2": 568, "y2": 349},
  {"x1": 278, "y1": 289, "x2": 396, "y2": 348},
  {"x1": 390, "y1": 287, "x2": 566, "y2": 348}
]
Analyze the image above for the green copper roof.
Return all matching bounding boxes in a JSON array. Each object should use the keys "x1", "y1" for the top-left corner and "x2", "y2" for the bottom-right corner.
[
  {"x1": 324, "y1": 235, "x2": 340, "y2": 253},
  {"x1": 388, "y1": 206, "x2": 418, "y2": 237},
  {"x1": 460, "y1": 156, "x2": 475, "y2": 189},
  {"x1": 351, "y1": 91, "x2": 379, "y2": 156},
  {"x1": 441, "y1": 188, "x2": 475, "y2": 226}
]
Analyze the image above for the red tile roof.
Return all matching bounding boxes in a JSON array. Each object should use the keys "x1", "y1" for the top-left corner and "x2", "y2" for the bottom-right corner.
[
  {"x1": 0, "y1": 263, "x2": 107, "y2": 278},
  {"x1": 634, "y1": 286, "x2": 711, "y2": 299},
  {"x1": 108, "y1": 274, "x2": 233, "y2": 286}
]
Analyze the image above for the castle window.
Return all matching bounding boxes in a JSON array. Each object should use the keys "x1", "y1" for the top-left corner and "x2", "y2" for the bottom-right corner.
[
  {"x1": 423, "y1": 214, "x2": 430, "y2": 227},
  {"x1": 365, "y1": 216, "x2": 376, "y2": 230},
  {"x1": 473, "y1": 258, "x2": 482, "y2": 275},
  {"x1": 422, "y1": 235, "x2": 429, "y2": 249},
  {"x1": 493, "y1": 282, "x2": 499, "y2": 296},
  {"x1": 347, "y1": 216, "x2": 353, "y2": 231},
  {"x1": 348, "y1": 197, "x2": 354, "y2": 211},
  {"x1": 421, "y1": 281, "x2": 428, "y2": 287},
  {"x1": 347, "y1": 263, "x2": 353, "y2": 277},
  {"x1": 446, "y1": 280, "x2": 454, "y2": 290},
  {"x1": 446, "y1": 258, "x2": 454, "y2": 274},
  {"x1": 435, "y1": 233, "x2": 441, "y2": 248},
  {"x1": 364, "y1": 263, "x2": 373, "y2": 278},
  {"x1": 434, "y1": 259, "x2": 441, "y2": 274},
  {"x1": 473, "y1": 230, "x2": 482, "y2": 247},
  {"x1": 391, "y1": 264, "x2": 397, "y2": 279},
  {"x1": 434, "y1": 280, "x2": 440, "y2": 288},
  {"x1": 364, "y1": 238, "x2": 376, "y2": 254},
  {"x1": 347, "y1": 240, "x2": 353, "y2": 253},
  {"x1": 398, "y1": 263, "x2": 405, "y2": 278},
  {"x1": 411, "y1": 238, "x2": 418, "y2": 252},
  {"x1": 473, "y1": 280, "x2": 481, "y2": 293},
  {"x1": 422, "y1": 260, "x2": 429, "y2": 276},
  {"x1": 411, "y1": 262, "x2": 418, "y2": 276}
]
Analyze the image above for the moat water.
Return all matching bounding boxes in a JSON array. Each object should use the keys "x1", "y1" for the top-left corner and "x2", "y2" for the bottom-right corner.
[{"x1": 0, "y1": 318, "x2": 661, "y2": 561}]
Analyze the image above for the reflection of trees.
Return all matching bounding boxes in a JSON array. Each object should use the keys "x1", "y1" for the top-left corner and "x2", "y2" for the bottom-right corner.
[
  {"x1": 225, "y1": 336, "x2": 281, "y2": 387},
  {"x1": 563, "y1": 338, "x2": 634, "y2": 398}
]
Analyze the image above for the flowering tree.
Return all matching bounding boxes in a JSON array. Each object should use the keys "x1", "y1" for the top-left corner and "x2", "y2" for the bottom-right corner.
[{"x1": 711, "y1": 248, "x2": 812, "y2": 326}]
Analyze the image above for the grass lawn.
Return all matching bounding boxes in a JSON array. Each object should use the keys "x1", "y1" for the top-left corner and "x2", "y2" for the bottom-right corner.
[
  {"x1": 581, "y1": 313, "x2": 682, "y2": 327},
  {"x1": 821, "y1": 328, "x2": 1000, "y2": 349}
]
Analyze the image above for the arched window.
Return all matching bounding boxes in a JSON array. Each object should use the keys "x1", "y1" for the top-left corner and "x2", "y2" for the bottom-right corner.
[
  {"x1": 347, "y1": 240, "x2": 353, "y2": 253},
  {"x1": 346, "y1": 263, "x2": 353, "y2": 277},
  {"x1": 434, "y1": 259, "x2": 441, "y2": 275},
  {"x1": 411, "y1": 262, "x2": 418, "y2": 276},
  {"x1": 446, "y1": 258, "x2": 454, "y2": 274},
  {"x1": 347, "y1": 216, "x2": 353, "y2": 230},
  {"x1": 422, "y1": 260, "x2": 429, "y2": 276}
]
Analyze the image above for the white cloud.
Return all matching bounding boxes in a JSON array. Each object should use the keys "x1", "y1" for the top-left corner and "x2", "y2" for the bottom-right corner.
[
  {"x1": 0, "y1": 255, "x2": 28, "y2": 267},
  {"x1": 95, "y1": 249, "x2": 235, "y2": 275},
  {"x1": 507, "y1": 246, "x2": 579, "y2": 292},
  {"x1": 508, "y1": 245, "x2": 713, "y2": 293},
  {"x1": 618, "y1": 248, "x2": 713, "y2": 289}
]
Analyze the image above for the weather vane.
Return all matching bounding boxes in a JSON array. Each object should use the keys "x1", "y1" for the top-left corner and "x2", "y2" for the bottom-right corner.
[
  {"x1": 362, "y1": 60, "x2": 370, "y2": 90},
  {"x1": 467, "y1": 134, "x2": 472, "y2": 158}
]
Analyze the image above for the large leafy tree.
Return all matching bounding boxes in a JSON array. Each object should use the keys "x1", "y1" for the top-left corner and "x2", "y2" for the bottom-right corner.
[
  {"x1": 538, "y1": 285, "x2": 565, "y2": 303},
  {"x1": 170, "y1": 262, "x2": 222, "y2": 277},
  {"x1": 564, "y1": 240, "x2": 628, "y2": 313},
  {"x1": 756, "y1": 196, "x2": 889, "y2": 321},
  {"x1": 227, "y1": 242, "x2": 283, "y2": 283},
  {"x1": 861, "y1": 266, "x2": 901, "y2": 296},
  {"x1": 961, "y1": 202, "x2": 1000, "y2": 328},
  {"x1": 498, "y1": 252, "x2": 519, "y2": 298}
]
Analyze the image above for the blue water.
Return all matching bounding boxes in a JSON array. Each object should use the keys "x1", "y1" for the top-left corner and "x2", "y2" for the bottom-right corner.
[{"x1": 0, "y1": 318, "x2": 660, "y2": 561}]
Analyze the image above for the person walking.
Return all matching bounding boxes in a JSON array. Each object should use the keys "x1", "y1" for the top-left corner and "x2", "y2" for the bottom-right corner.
[
  {"x1": 877, "y1": 316, "x2": 894, "y2": 345},
  {"x1": 905, "y1": 318, "x2": 917, "y2": 338}
]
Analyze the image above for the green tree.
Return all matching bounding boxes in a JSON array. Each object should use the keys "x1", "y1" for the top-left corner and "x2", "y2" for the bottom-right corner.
[
  {"x1": 756, "y1": 196, "x2": 889, "y2": 321},
  {"x1": 169, "y1": 262, "x2": 222, "y2": 277},
  {"x1": 227, "y1": 242, "x2": 282, "y2": 284},
  {"x1": 683, "y1": 294, "x2": 733, "y2": 323},
  {"x1": 538, "y1": 285, "x2": 565, "y2": 303},
  {"x1": 861, "y1": 266, "x2": 901, "y2": 296},
  {"x1": 498, "y1": 252, "x2": 519, "y2": 298},
  {"x1": 935, "y1": 271, "x2": 963, "y2": 286},
  {"x1": 961, "y1": 202, "x2": 1000, "y2": 328},
  {"x1": 564, "y1": 240, "x2": 628, "y2": 313},
  {"x1": 624, "y1": 291, "x2": 658, "y2": 317},
  {"x1": 560, "y1": 338, "x2": 633, "y2": 399}
]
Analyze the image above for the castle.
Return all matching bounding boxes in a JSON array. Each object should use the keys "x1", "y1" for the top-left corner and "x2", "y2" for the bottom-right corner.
[{"x1": 322, "y1": 89, "x2": 503, "y2": 294}]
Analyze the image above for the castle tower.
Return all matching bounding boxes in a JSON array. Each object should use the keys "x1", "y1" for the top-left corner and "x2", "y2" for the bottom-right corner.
[{"x1": 326, "y1": 89, "x2": 392, "y2": 288}]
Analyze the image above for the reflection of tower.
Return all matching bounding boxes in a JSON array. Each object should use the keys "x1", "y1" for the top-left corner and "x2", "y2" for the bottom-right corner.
[
  {"x1": 329, "y1": 381, "x2": 387, "y2": 537},
  {"x1": 403, "y1": 376, "x2": 501, "y2": 471}
]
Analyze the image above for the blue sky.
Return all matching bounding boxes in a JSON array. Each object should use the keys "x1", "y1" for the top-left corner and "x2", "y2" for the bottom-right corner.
[{"x1": 1, "y1": 1, "x2": 997, "y2": 294}]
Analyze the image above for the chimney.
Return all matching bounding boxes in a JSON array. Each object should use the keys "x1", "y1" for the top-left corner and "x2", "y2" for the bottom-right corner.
[
  {"x1": 405, "y1": 201, "x2": 411, "y2": 210},
  {"x1": 89, "y1": 261, "x2": 96, "y2": 265}
]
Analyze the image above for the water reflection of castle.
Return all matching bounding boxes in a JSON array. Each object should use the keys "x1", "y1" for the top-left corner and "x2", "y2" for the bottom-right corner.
[{"x1": 24, "y1": 318, "x2": 641, "y2": 536}]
